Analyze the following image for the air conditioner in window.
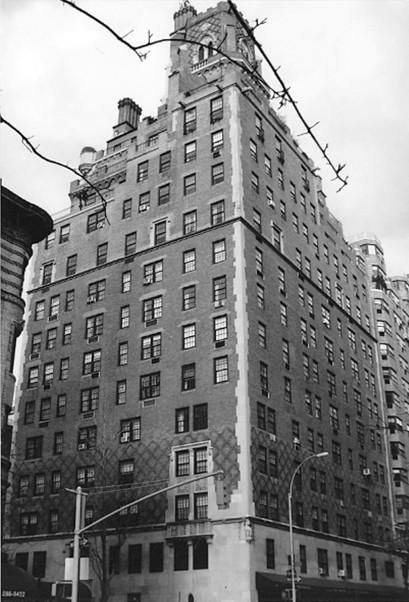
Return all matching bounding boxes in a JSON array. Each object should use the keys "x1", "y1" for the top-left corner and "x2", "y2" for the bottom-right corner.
[
  {"x1": 293, "y1": 437, "x2": 300, "y2": 445},
  {"x1": 44, "y1": 383, "x2": 52, "y2": 390},
  {"x1": 338, "y1": 570, "x2": 346, "y2": 578},
  {"x1": 143, "y1": 277, "x2": 153, "y2": 286},
  {"x1": 318, "y1": 568, "x2": 325, "y2": 576},
  {"x1": 269, "y1": 433, "x2": 276, "y2": 442},
  {"x1": 363, "y1": 468, "x2": 371, "y2": 477},
  {"x1": 87, "y1": 295, "x2": 97, "y2": 303},
  {"x1": 139, "y1": 205, "x2": 149, "y2": 213},
  {"x1": 214, "y1": 341, "x2": 225, "y2": 349},
  {"x1": 268, "y1": 200, "x2": 275, "y2": 208},
  {"x1": 339, "y1": 500, "x2": 345, "y2": 508},
  {"x1": 120, "y1": 433, "x2": 130, "y2": 443},
  {"x1": 82, "y1": 411, "x2": 95, "y2": 420},
  {"x1": 87, "y1": 336, "x2": 99, "y2": 344},
  {"x1": 47, "y1": 315, "x2": 58, "y2": 322},
  {"x1": 91, "y1": 372, "x2": 100, "y2": 379},
  {"x1": 213, "y1": 150, "x2": 221, "y2": 158},
  {"x1": 97, "y1": 221, "x2": 105, "y2": 229},
  {"x1": 78, "y1": 443, "x2": 88, "y2": 451},
  {"x1": 29, "y1": 353, "x2": 40, "y2": 360}
]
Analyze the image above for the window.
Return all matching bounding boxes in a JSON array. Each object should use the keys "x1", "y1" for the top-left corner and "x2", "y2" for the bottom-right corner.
[
  {"x1": 45, "y1": 231, "x2": 55, "y2": 249},
  {"x1": 76, "y1": 465, "x2": 95, "y2": 487},
  {"x1": 139, "y1": 372, "x2": 160, "y2": 399},
  {"x1": 183, "y1": 210, "x2": 197, "y2": 234},
  {"x1": 125, "y1": 232, "x2": 137, "y2": 255},
  {"x1": 143, "y1": 296, "x2": 162, "y2": 323},
  {"x1": 193, "y1": 404, "x2": 208, "y2": 430},
  {"x1": 251, "y1": 172, "x2": 259, "y2": 194},
  {"x1": 258, "y1": 362, "x2": 268, "y2": 392},
  {"x1": 120, "y1": 417, "x2": 141, "y2": 443},
  {"x1": 62, "y1": 323, "x2": 72, "y2": 345},
  {"x1": 213, "y1": 239, "x2": 226, "y2": 263},
  {"x1": 33, "y1": 473, "x2": 45, "y2": 496},
  {"x1": 128, "y1": 544, "x2": 142, "y2": 574},
  {"x1": 122, "y1": 199, "x2": 132, "y2": 219},
  {"x1": 32, "y1": 551, "x2": 47, "y2": 578},
  {"x1": 139, "y1": 192, "x2": 150, "y2": 212},
  {"x1": 88, "y1": 280, "x2": 105, "y2": 303},
  {"x1": 137, "y1": 160, "x2": 148, "y2": 182},
  {"x1": 87, "y1": 210, "x2": 105, "y2": 232},
  {"x1": 253, "y1": 209, "x2": 262, "y2": 233},
  {"x1": 278, "y1": 267, "x2": 286, "y2": 295},
  {"x1": 24, "y1": 401, "x2": 35, "y2": 424},
  {"x1": 158, "y1": 183, "x2": 170, "y2": 205},
  {"x1": 194, "y1": 492, "x2": 208, "y2": 519},
  {"x1": 250, "y1": 139, "x2": 258, "y2": 162},
  {"x1": 26, "y1": 436, "x2": 43, "y2": 460},
  {"x1": 211, "y1": 130, "x2": 223, "y2": 153},
  {"x1": 258, "y1": 322, "x2": 266, "y2": 348},
  {"x1": 116, "y1": 380, "x2": 127, "y2": 405},
  {"x1": 182, "y1": 363, "x2": 196, "y2": 390},
  {"x1": 20, "y1": 512, "x2": 38, "y2": 536},
  {"x1": 185, "y1": 140, "x2": 197, "y2": 162},
  {"x1": 122, "y1": 271, "x2": 131, "y2": 293},
  {"x1": 255, "y1": 248, "x2": 263, "y2": 275},
  {"x1": 184, "y1": 107, "x2": 197, "y2": 134},
  {"x1": 183, "y1": 249, "x2": 196, "y2": 273},
  {"x1": 175, "y1": 408, "x2": 189, "y2": 434},
  {"x1": 175, "y1": 494, "x2": 190, "y2": 520},
  {"x1": 51, "y1": 470, "x2": 61, "y2": 494},
  {"x1": 39, "y1": 398, "x2": 51, "y2": 422},
  {"x1": 174, "y1": 541, "x2": 188, "y2": 571},
  {"x1": 144, "y1": 260, "x2": 163, "y2": 284},
  {"x1": 210, "y1": 95, "x2": 223, "y2": 123},
  {"x1": 211, "y1": 200, "x2": 225, "y2": 225},
  {"x1": 159, "y1": 151, "x2": 171, "y2": 173},
  {"x1": 264, "y1": 154, "x2": 272, "y2": 177},
  {"x1": 183, "y1": 285, "x2": 196, "y2": 310},
  {"x1": 35, "y1": 300, "x2": 45, "y2": 321},
  {"x1": 85, "y1": 314, "x2": 104, "y2": 339},
  {"x1": 214, "y1": 315, "x2": 227, "y2": 342},
  {"x1": 42, "y1": 262, "x2": 53, "y2": 285},
  {"x1": 184, "y1": 173, "x2": 196, "y2": 195},
  {"x1": 49, "y1": 295, "x2": 60, "y2": 318},
  {"x1": 43, "y1": 362, "x2": 54, "y2": 385},
  {"x1": 66, "y1": 254, "x2": 77, "y2": 277},
  {"x1": 359, "y1": 556, "x2": 367, "y2": 581},
  {"x1": 120, "y1": 305, "x2": 130, "y2": 328},
  {"x1": 370, "y1": 558, "x2": 378, "y2": 581},
  {"x1": 83, "y1": 349, "x2": 101, "y2": 375},
  {"x1": 57, "y1": 394, "x2": 66, "y2": 417},
  {"x1": 154, "y1": 221, "x2": 167, "y2": 245},
  {"x1": 78, "y1": 426, "x2": 97, "y2": 450},
  {"x1": 385, "y1": 561, "x2": 395, "y2": 578},
  {"x1": 211, "y1": 163, "x2": 224, "y2": 185},
  {"x1": 317, "y1": 549, "x2": 329, "y2": 576},
  {"x1": 46, "y1": 328, "x2": 57, "y2": 350},
  {"x1": 282, "y1": 339, "x2": 290, "y2": 369},
  {"x1": 140, "y1": 333, "x2": 161, "y2": 360},
  {"x1": 80, "y1": 387, "x2": 99, "y2": 413},
  {"x1": 257, "y1": 284, "x2": 265, "y2": 309},
  {"x1": 214, "y1": 356, "x2": 228, "y2": 383},
  {"x1": 182, "y1": 323, "x2": 196, "y2": 349},
  {"x1": 284, "y1": 376, "x2": 292, "y2": 403}
]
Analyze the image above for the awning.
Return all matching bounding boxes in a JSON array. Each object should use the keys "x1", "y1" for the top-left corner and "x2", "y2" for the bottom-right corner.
[
  {"x1": 2, "y1": 563, "x2": 41, "y2": 601},
  {"x1": 256, "y1": 571, "x2": 408, "y2": 602}
]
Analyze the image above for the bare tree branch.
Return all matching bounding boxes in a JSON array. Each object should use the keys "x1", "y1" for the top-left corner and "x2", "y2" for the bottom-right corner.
[
  {"x1": 0, "y1": 114, "x2": 110, "y2": 223},
  {"x1": 227, "y1": 0, "x2": 349, "y2": 192}
]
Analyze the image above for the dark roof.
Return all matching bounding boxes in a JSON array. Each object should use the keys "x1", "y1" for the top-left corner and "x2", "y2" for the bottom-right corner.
[{"x1": 1, "y1": 185, "x2": 53, "y2": 243}]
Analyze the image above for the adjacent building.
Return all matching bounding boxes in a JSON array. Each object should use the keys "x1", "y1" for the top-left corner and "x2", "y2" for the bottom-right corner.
[
  {"x1": 3, "y1": 3, "x2": 408, "y2": 601},
  {"x1": 1, "y1": 184, "x2": 53, "y2": 525}
]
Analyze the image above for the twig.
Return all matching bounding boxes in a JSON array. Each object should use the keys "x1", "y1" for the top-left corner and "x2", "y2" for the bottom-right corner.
[{"x1": 0, "y1": 114, "x2": 110, "y2": 223}]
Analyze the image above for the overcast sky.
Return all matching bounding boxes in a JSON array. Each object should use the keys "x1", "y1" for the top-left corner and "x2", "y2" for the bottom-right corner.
[{"x1": 1, "y1": 0, "x2": 408, "y2": 275}]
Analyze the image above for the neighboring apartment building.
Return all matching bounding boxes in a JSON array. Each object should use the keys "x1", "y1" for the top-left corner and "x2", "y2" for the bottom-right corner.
[
  {"x1": 1, "y1": 185, "x2": 53, "y2": 524},
  {"x1": 3, "y1": 2, "x2": 407, "y2": 601},
  {"x1": 351, "y1": 234, "x2": 409, "y2": 536}
]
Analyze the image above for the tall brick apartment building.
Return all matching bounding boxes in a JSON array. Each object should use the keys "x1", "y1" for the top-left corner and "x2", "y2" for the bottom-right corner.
[{"x1": 4, "y1": 2, "x2": 407, "y2": 601}]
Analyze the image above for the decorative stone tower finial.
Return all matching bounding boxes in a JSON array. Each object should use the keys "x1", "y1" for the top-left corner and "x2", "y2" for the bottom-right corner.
[{"x1": 173, "y1": 0, "x2": 197, "y2": 31}]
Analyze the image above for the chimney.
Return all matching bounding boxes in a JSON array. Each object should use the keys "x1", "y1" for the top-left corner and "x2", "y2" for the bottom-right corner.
[
  {"x1": 114, "y1": 98, "x2": 142, "y2": 137},
  {"x1": 173, "y1": 1, "x2": 197, "y2": 32}
]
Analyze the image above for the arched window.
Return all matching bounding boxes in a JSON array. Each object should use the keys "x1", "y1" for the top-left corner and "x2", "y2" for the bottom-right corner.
[{"x1": 195, "y1": 35, "x2": 216, "y2": 64}]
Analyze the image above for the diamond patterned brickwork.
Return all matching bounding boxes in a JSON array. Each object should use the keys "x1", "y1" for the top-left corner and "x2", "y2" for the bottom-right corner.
[{"x1": 250, "y1": 426, "x2": 391, "y2": 546}]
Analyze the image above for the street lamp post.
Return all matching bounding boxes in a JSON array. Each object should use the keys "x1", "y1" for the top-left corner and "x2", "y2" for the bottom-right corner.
[{"x1": 288, "y1": 452, "x2": 328, "y2": 602}]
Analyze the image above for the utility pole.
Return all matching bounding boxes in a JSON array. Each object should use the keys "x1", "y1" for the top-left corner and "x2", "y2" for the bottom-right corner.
[{"x1": 68, "y1": 469, "x2": 224, "y2": 602}]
